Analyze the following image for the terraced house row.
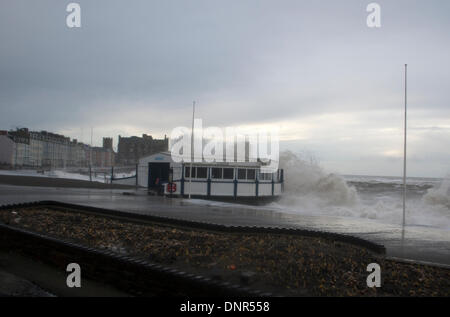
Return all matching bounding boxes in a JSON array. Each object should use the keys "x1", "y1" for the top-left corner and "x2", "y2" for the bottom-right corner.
[{"x1": 0, "y1": 128, "x2": 115, "y2": 168}]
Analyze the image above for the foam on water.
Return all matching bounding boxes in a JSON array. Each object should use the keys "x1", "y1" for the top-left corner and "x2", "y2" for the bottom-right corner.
[
  {"x1": 276, "y1": 151, "x2": 450, "y2": 229},
  {"x1": 423, "y1": 179, "x2": 450, "y2": 209},
  {"x1": 278, "y1": 151, "x2": 359, "y2": 208}
]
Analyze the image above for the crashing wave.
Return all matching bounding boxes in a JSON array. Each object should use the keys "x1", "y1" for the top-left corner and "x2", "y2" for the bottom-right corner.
[
  {"x1": 279, "y1": 150, "x2": 358, "y2": 207},
  {"x1": 277, "y1": 151, "x2": 449, "y2": 229},
  {"x1": 423, "y1": 178, "x2": 450, "y2": 209}
]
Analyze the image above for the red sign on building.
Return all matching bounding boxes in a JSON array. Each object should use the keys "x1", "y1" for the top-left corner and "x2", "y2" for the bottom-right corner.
[{"x1": 167, "y1": 183, "x2": 177, "y2": 193}]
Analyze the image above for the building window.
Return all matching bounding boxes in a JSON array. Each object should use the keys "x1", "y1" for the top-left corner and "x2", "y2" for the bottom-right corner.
[
  {"x1": 211, "y1": 168, "x2": 223, "y2": 179},
  {"x1": 196, "y1": 167, "x2": 207, "y2": 179},
  {"x1": 237, "y1": 169, "x2": 246, "y2": 180},
  {"x1": 185, "y1": 166, "x2": 208, "y2": 179},
  {"x1": 247, "y1": 169, "x2": 256, "y2": 180},
  {"x1": 260, "y1": 173, "x2": 272, "y2": 181},
  {"x1": 185, "y1": 166, "x2": 193, "y2": 178},
  {"x1": 223, "y1": 168, "x2": 234, "y2": 180}
]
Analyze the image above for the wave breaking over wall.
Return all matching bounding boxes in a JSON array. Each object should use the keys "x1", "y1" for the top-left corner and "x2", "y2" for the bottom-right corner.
[{"x1": 277, "y1": 151, "x2": 450, "y2": 229}]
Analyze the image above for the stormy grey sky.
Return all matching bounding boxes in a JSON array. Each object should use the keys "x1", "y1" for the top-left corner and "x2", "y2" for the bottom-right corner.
[{"x1": 0, "y1": 0, "x2": 449, "y2": 177}]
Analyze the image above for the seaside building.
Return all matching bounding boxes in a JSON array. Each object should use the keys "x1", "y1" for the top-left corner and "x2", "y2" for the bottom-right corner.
[
  {"x1": 91, "y1": 146, "x2": 115, "y2": 168},
  {"x1": 117, "y1": 134, "x2": 168, "y2": 166},
  {"x1": 103, "y1": 137, "x2": 113, "y2": 151},
  {"x1": 124, "y1": 151, "x2": 284, "y2": 202},
  {"x1": 0, "y1": 131, "x2": 15, "y2": 168},
  {"x1": 0, "y1": 128, "x2": 115, "y2": 168}
]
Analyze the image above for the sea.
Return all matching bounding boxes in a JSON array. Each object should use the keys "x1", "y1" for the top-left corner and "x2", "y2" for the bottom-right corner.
[{"x1": 275, "y1": 151, "x2": 450, "y2": 230}]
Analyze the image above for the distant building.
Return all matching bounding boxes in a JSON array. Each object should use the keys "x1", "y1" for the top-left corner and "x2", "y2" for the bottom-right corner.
[
  {"x1": 0, "y1": 132, "x2": 15, "y2": 168},
  {"x1": 103, "y1": 137, "x2": 113, "y2": 151},
  {"x1": 117, "y1": 134, "x2": 168, "y2": 165},
  {"x1": 0, "y1": 128, "x2": 115, "y2": 168}
]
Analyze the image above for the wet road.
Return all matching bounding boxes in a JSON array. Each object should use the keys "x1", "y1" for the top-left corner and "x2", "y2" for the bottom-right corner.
[{"x1": 0, "y1": 184, "x2": 449, "y2": 266}]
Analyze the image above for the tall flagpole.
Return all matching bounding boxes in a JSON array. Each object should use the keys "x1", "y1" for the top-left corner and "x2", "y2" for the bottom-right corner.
[
  {"x1": 402, "y1": 64, "x2": 407, "y2": 240},
  {"x1": 189, "y1": 101, "x2": 195, "y2": 199},
  {"x1": 90, "y1": 127, "x2": 93, "y2": 182}
]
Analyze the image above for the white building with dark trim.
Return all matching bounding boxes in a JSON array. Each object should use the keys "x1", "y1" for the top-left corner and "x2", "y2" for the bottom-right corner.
[{"x1": 135, "y1": 152, "x2": 284, "y2": 202}]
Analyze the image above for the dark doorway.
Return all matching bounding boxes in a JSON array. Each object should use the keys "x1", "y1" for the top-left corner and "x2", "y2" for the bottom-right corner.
[{"x1": 148, "y1": 162, "x2": 170, "y2": 189}]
